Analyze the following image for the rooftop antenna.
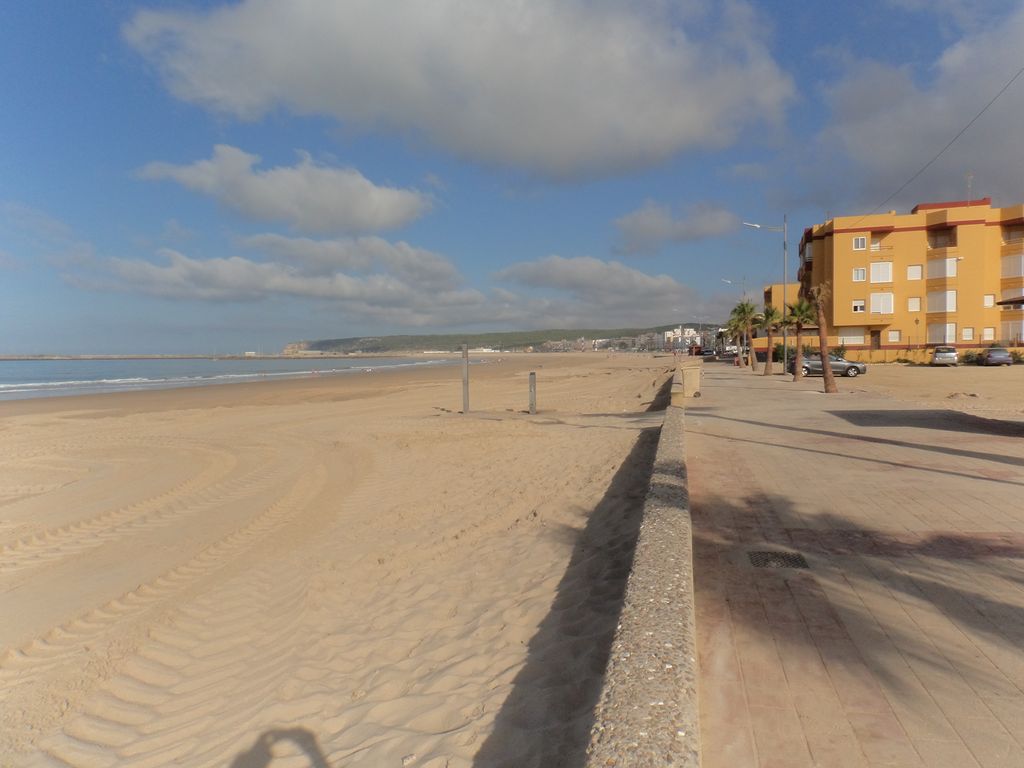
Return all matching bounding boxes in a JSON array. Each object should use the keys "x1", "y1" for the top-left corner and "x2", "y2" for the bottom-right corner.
[{"x1": 966, "y1": 171, "x2": 974, "y2": 201}]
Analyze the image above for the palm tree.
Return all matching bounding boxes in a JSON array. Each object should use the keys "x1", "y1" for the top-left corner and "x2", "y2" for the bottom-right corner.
[
  {"x1": 807, "y1": 282, "x2": 839, "y2": 393},
  {"x1": 730, "y1": 300, "x2": 758, "y2": 368},
  {"x1": 784, "y1": 298, "x2": 816, "y2": 381},
  {"x1": 725, "y1": 316, "x2": 745, "y2": 366},
  {"x1": 756, "y1": 305, "x2": 783, "y2": 375}
]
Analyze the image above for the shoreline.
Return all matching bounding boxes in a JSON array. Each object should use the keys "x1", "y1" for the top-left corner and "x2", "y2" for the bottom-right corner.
[{"x1": 0, "y1": 351, "x2": 472, "y2": 361}]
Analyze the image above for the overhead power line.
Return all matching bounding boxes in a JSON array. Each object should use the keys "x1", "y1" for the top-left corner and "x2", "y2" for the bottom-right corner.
[{"x1": 859, "y1": 63, "x2": 1024, "y2": 220}]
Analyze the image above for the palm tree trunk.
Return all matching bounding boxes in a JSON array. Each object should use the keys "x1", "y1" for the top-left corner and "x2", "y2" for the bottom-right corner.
[
  {"x1": 815, "y1": 301, "x2": 839, "y2": 393},
  {"x1": 746, "y1": 327, "x2": 756, "y2": 368},
  {"x1": 763, "y1": 329, "x2": 774, "y2": 375},
  {"x1": 792, "y1": 326, "x2": 804, "y2": 380}
]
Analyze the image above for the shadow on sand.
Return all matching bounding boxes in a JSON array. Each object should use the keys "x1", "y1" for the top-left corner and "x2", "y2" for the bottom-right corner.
[
  {"x1": 471, "y1": 378, "x2": 672, "y2": 767},
  {"x1": 230, "y1": 727, "x2": 331, "y2": 768}
]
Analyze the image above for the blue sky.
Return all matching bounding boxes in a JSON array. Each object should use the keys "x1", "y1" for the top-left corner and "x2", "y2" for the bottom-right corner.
[{"x1": 2, "y1": 0, "x2": 1023, "y2": 354}]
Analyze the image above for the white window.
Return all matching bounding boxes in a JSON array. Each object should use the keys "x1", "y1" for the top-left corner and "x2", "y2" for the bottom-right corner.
[
  {"x1": 888, "y1": 330, "x2": 901, "y2": 343},
  {"x1": 984, "y1": 294, "x2": 996, "y2": 308},
  {"x1": 927, "y1": 290, "x2": 957, "y2": 313},
  {"x1": 853, "y1": 236, "x2": 867, "y2": 250},
  {"x1": 983, "y1": 327, "x2": 996, "y2": 340},
  {"x1": 908, "y1": 297, "x2": 922, "y2": 312},
  {"x1": 927, "y1": 323, "x2": 956, "y2": 344},
  {"x1": 839, "y1": 327, "x2": 865, "y2": 345},
  {"x1": 962, "y1": 327, "x2": 974, "y2": 341},
  {"x1": 927, "y1": 258, "x2": 959, "y2": 279},
  {"x1": 852, "y1": 268, "x2": 866, "y2": 282},
  {"x1": 870, "y1": 292, "x2": 894, "y2": 314},
  {"x1": 870, "y1": 262, "x2": 893, "y2": 283},
  {"x1": 852, "y1": 300, "x2": 865, "y2": 313},
  {"x1": 907, "y1": 264, "x2": 923, "y2": 280}
]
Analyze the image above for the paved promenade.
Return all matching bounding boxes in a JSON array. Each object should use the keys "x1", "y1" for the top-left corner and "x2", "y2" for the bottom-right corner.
[{"x1": 686, "y1": 363, "x2": 1024, "y2": 768}]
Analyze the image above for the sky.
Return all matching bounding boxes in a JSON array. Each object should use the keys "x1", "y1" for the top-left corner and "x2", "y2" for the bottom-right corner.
[{"x1": 2, "y1": 0, "x2": 1024, "y2": 354}]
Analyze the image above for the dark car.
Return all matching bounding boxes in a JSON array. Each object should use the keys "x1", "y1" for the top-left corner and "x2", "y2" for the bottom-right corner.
[
  {"x1": 976, "y1": 347, "x2": 1013, "y2": 366},
  {"x1": 787, "y1": 353, "x2": 867, "y2": 378}
]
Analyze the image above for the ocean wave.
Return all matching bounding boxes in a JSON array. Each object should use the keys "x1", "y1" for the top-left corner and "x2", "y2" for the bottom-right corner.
[{"x1": 0, "y1": 356, "x2": 458, "y2": 400}]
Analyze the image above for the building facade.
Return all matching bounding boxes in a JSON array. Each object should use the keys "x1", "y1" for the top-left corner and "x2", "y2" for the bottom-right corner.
[{"x1": 797, "y1": 198, "x2": 1024, "y2": 359}]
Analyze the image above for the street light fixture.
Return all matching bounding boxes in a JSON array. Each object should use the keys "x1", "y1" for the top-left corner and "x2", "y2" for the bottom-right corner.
[
  {"x1": 721, "y1": 277, "x2": 748, "y2": 299},
  {"x1": 743, "y1": 215, "x2": 789, "y2": 373}
]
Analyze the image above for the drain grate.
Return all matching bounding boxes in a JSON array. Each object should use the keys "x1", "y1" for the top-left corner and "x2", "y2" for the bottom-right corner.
[{"x1": 748, "y1": 551, "x2": 809, "y2": 569}]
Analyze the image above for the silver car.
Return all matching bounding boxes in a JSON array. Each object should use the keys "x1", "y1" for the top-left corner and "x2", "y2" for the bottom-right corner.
[
  {"x1": 787, "y1": 353, "x2": 867, "y2": 378},
  {"x1": 930, "y1": 346, "x2": 959, "y2": 366}
]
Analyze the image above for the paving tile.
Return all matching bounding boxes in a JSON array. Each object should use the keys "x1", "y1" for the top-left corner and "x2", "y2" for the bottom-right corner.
[
  {"x1": 689, "y1": 367, "x2": 1024, "y2": 768},
  {"x1": 913, "y1": 739, "x2": 982, "y2": 768},
  {"x1": 699, "y1": 615, "x2": 742, "y2": 683},
  {"x1": 748, "y1": 705, "x2": 813, "y2": 768},
  {"x1": 953, "y1": 717, "x2": 1024, "y2": 768},
  {"x1": 982, "y1": 696, "x2": 1024, "y2": 747},
  {"x1": 847, "y1": 711, "x2": 923, "y2": 767},
  {"x1": 797, "y1": 706, "x2": 868, "y2": 768}
]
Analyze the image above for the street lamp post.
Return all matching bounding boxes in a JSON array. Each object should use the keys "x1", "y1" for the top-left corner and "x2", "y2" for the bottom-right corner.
[{"x1": 743, "y1": 216, "x2": 788, "y2": 373}]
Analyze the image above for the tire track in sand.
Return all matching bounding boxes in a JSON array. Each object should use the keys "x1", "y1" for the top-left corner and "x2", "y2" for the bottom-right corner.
[
  {"x1": 0, "y1": 443, "x2": 240, "y2": 575},
  {"x1": 0, "y1": 461, "x2": 329, "y2": 758}
]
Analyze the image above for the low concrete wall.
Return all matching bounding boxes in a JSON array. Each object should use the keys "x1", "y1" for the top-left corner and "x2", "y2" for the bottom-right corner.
[{"x1": 585, "y1": 404, "x2": 699, "y2": 766}]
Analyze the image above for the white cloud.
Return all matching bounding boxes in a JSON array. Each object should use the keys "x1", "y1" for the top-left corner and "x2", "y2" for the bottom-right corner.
[
  {"x1": 803, "y1": 6, "x2": 1024, "y2": 211},
  {"x1": 89, "y1": 239, "x2": 722, "y2": 330},
  {"x1": 124, "y1": 0, "x2": 793, "y2": 178},
  {"x1": 0, "y1": 201, "x2": 96, "y2": 267},
  {"x1": 496, "y1": 254, "x2": 712, "y2": 326},
  {"x1": 883, "y1": 0, "x2": 1017, "y2": 32},
  {"x1": 139, "y1": 145, "x2": 431, "y2": 233},
  {"x1": 615, "y1": 201, "x2": 739, "y2": 254},
  {"x1": 102, "y1": 247, "x2": 486, "y2": 326},
  {"x1": 243, "y1": 233, "x2": 461, "y2": 289}
]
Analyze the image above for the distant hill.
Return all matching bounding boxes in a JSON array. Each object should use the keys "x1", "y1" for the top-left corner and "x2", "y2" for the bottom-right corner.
[{"x1": 283, "y1": 325, "x2": 717, "y2": 354}]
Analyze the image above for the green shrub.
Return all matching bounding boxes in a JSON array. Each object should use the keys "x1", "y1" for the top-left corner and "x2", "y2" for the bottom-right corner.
[
  {"x1": 1012, "y1": 350, "x2": 1024, "y2": 364},
  {"x1": 962, "y1": 350, "x2": 979, "y2": 364},
  {"x1": 772, "y1": 343, "x2": 796, "y2": 362}
]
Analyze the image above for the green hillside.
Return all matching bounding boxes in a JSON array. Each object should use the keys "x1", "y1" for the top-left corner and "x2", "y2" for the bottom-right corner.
[{"x1": 287, "y1": 324, "x2": 715, "y2": 354}]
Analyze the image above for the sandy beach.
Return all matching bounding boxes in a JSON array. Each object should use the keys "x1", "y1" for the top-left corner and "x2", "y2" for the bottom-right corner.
[
  {"x1": 835, "y1": 361, "x2": 1024, "y2": 422},
  {"x1": 0, "y1": 353, "x2": 675, "y2": 767}
]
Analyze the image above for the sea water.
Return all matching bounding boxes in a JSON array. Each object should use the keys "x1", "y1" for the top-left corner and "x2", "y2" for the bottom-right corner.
[{"x1": 0, "y1": 356, "x2": 456, "y2": 401}]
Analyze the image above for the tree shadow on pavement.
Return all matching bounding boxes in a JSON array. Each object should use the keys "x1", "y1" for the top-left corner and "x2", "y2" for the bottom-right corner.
[
  {"x1": 692, "y1": 490, "x2": 1024, "y2": 753},
  {"x1": 700, "y1": 411, "x2": 1024, "y2": 471},
  {"x1": 829, "y1": 409, "x2": 1024, "y2": 438}
]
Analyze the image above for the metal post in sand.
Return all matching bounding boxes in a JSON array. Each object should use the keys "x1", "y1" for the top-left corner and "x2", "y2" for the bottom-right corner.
[
  {"x1": 528, "y1": 371, "x2": 536, "y2": 414},
  {"x1": 461, "y1": 344, "x2": 469, "y2": 414}
]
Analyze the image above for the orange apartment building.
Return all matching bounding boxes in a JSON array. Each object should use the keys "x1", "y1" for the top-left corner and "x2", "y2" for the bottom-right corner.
[{"x1": 794, "y1": 197, "x2": 1024, "y2": 362}]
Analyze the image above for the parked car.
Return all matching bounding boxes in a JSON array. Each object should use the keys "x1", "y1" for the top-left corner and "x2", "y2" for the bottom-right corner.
[
  {"x1": 976, "y1": 347, "x2": 1013, "y2": 366},
  {"x1": 787, "y1": 353, "x2": 867, "y2": 378},
  {"x1": 930, "y1": 346, "x2": 959, "y2": 366}
]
